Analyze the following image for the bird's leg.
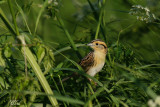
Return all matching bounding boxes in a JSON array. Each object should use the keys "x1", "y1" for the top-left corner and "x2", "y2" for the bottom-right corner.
[
  {"x1": 88, "y1": 78, "x2": 92, "y2": 82},
  {"x1": 88, "y1": 78, "x2": 97, "y2": 86},
  {"x1": 94, "y1": 81, "x2": 97, "y2": 86}
]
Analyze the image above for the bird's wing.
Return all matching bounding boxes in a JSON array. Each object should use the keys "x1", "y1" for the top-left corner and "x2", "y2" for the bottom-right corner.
[{"x1": 79, "y1": 52, "x2": 94, "y2": 72}]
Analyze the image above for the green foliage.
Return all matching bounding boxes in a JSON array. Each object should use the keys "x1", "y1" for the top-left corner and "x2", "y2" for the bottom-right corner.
[{"x1": 0, "y1": 0, "x2": 160, "y2": 106}]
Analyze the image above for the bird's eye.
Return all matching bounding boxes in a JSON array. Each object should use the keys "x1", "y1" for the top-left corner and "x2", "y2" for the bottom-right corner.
[{"x1": 96, "y1": 43, "x2": 98, "y2": 45}]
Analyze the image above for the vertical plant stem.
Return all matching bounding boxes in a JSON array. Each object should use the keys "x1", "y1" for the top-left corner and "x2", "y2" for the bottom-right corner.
[
  {"x1": 15, "y1": 1, "x2": 32, "y2": 35},
  {"x1": 28, "y1": 94, "x2": 36, "y2": 107},
  {"x1": 116, "y1": 24, "x2": 133, "y2": 58},
  {"x1": 34, "y1": 0, "x2": 48, "y2": 35},
  {"x1": 116, "y1": 24, "x2": 133, "y2": 46},
  {"x1": 87, "y1": 0, "x2": 99, "y2": 20},
  {"x1": 88, "y1": 0, "x2": 106, "y2": 40},
  {"x1": 57, "y1": 16, "x2": 77, "y2": 51},
  {"x1": 24, "y1": 46, "x2": 28, "y2": 77},
  {"x1": 87, "y1": 83, "x2": 100, "y2": 107},
  {"x1": 85, "y1": 86, "x2": 105, "y2": 107},
  {"x1": 88, "y1": 89, "x2": 93, "y2": 107},
  {"x1": 95, "y1": 10, "x2": 103, "y2": 39},
  {"x1": 56, "y1": 15, "x2": 82, "y2": 59},
  {"x1": 52, "y1": 77, "x2": 61, "y2": 94},
  {"x1": 52, "y1": 76, "x2": 68, "y2": 106},
  {"x1": 100, "y1": 0, "x2": 106, "y2": 41},
  {"x1": 95, "y1": 0, "x2": 106, "y2": 40},
  {"x1": 58, "y1": 75, "x2": 69, "y2": 106},
  {"x1": 7, "y1": 0, "x2": 19, "y2": 36},
  {"x1": 58, "y1": 75, "x2": 66, "y2": 94}
]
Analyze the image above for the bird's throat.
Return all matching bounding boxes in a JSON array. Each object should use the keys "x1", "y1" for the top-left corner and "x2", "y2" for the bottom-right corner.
[{"x1": 93, "y1": 51, "x2": 106, "y2": 66}]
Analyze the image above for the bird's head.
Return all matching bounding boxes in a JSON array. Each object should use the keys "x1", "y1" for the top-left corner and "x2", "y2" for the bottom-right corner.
[{"x1": 87, "y1": 39, "x2": 107, "y2": 53}]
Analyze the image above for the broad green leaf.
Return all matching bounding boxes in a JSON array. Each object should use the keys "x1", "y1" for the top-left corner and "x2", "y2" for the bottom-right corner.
[
  {"x1": 37, "y1": 45, "x2": 45, "y2": 64},
  {"x1": 0, "y1": 50, "x2": 5, "y2": 67},
  {"x1": 4, "y1": 46, "x2": 12, "y2": 58},
  {"x1": 0, "y1": 77, "x2": 9, "y2": 89}
]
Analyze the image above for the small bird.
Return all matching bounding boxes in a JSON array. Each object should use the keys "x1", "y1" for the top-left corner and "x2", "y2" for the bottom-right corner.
[
  {"x1": 62, "y1": 39, "x2": 107, "y2": 82},
  {"x1": 79, "y1": 39, "x2": 107, "y2": 81}
]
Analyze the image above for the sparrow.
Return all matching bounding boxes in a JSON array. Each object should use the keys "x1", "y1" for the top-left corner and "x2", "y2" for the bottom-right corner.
[
  {"x1": 79, "y1": 39, "x2": 107, "y2": 81},
  {"x1": 62, "y1": 39, "x2": 107, "y2": 82}
]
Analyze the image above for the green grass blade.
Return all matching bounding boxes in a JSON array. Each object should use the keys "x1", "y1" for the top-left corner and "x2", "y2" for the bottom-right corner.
[
  {"x1": 53, "y1": 68, "x2": 103, "y2": 86},
  {"x1": 52, "y1": 48, "x2": 84, "y2": 71},
  {"x1": 55, "y1": 95, "x2": 84, "y2": 105},
  {"x1": 116, "y1": 63, "x2": 157, "y2": 99},
  {"x1": 15, "y1": 1, "x2": 32, "y2": 35},
  {"x1": 88, "y1": 88, "x2": 93, "y2": 107},
  {"x1": 87, "y1": 0, "x2": 106, "y2": 40},
  {"x1": 87, "y1": 0, "x2": 98, "y2": 20},
  {"x1": 0, "y1": 8, "x2": 16, "y2": 36},
  {"x1": 58, "y1": 67, "x2": 120, "y2": 105},
  {"x1": 2, "y1": 90, "x2": 85, "y2": 105},
  {"x1": 95, "y1": 10, "x2": 102, "y2": 39},
  {"x1": 57, "y1": 16, "x2": 78, "y2": 51},
  {"x1": 84, "y1": 85, "x2": 105, "y2": 107},
  {"x1": 87, "y1": 83, "x2": 100, "y2": 107},
  {"x1": 18, "y1": 35, "x2": 59, "y2": 107},
  {"x1": 7, "y1": 0, "x2": 19, "y2": 36},
  {"x1": 34, "y1": 0, "x2": 48, "y2": 35},
  {"x1": 53, "y1": 44, "x2": 85, "y2": 56},
  {"x1": 58, "y1": 75, "x2": 66, "y2": 95}
]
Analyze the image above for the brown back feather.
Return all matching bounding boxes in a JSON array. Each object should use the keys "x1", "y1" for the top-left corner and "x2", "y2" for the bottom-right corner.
[{"x1": 79, "y1": 52, "x2": 94, "y2": 72}]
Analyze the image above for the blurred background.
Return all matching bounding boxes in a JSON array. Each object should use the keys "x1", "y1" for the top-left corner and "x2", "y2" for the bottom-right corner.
[
  {"x1": 1, "y1": 0, "x2": 160, "y2": 62},
  {"x1": 0, "y1": 0, "x2": 160, "y2": 106}
]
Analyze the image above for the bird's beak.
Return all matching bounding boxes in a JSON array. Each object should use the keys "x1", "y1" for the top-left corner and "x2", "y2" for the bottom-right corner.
[{"x1": 87, "y1": 43, "x2": 93, "y2": 47}]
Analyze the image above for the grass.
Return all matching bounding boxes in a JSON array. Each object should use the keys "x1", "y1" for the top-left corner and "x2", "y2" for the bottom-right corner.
[{"x1": 0, "y1": 0, "x2": 160, "y2": 107}]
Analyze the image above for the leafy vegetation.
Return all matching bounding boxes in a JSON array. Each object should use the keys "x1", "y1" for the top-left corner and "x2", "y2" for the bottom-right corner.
[{"x1": 0, "y1": 0, "x2": 160, "y2": 106}]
